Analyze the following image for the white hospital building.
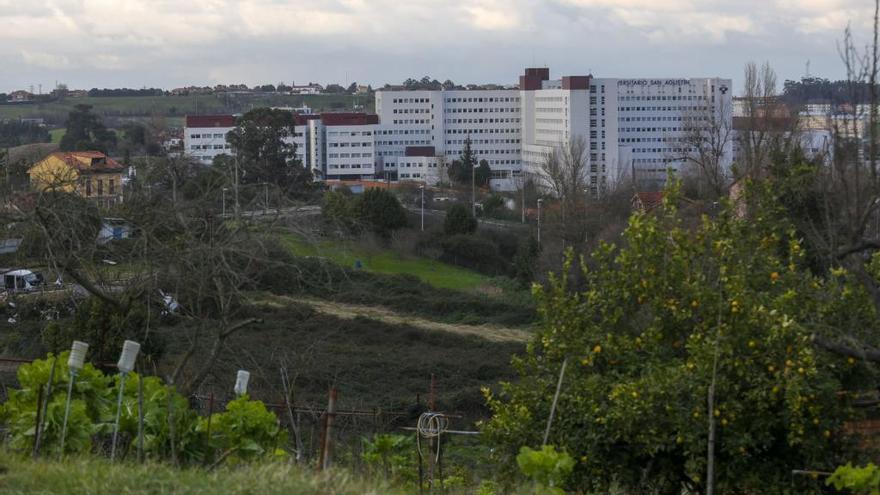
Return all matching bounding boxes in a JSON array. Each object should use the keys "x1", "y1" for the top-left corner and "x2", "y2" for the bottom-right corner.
[{"x1": 185, "y1": 68, "x2": 732, "y2": 192}]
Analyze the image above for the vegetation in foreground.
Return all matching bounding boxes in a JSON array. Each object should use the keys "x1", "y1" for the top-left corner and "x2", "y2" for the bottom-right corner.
[{"x1": 0, "y1": 453, "x2": 403, "y2": 495}]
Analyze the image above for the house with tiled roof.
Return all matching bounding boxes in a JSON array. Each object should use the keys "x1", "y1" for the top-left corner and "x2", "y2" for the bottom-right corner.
[
  {"x1": 27, "y1": 151, "x2": 124, "y2": 207},
  {"x1": 631, "y1": 191, "x2": 664, "y2": 213}
]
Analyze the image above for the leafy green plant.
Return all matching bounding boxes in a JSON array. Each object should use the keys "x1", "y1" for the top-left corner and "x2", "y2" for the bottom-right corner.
[
  {"x1": 0, "y1": 352, "x2": 112, "y2": 455},
  {"x1": 203, "y1": 395, "x2": 285, "y2": 463},
  {"x1": 827, "y1": 463, "x2": 880, "y2": 494},
  {"x1": 516, "y1": 445, "x2": 574, "y2": 494},
  {"x1": 361, "y1": 433, "x2": 413, "y2": 481}
]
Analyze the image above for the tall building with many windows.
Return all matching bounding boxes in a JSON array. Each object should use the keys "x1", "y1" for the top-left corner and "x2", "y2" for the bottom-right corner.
[{"x1": 184, "y1": 68, "x2": 732, "y2": 192}]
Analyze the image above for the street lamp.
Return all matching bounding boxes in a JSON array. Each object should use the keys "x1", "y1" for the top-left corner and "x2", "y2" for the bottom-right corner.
[
  {"x1": 111, "y1": 340, "x2": 140, "y2": 462},
  {"x1": 419, "y1": 185, "x2": 425, "y2": 232},
  {"x1": 537, "y1": 198, "x2": 544, "y2": 245},
  {"x1": 222, "y1": 188, "x2": 228, "y2": 218}
]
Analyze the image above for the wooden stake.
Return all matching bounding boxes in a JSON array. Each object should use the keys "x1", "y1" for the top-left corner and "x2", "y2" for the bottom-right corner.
[{"x1": 318, "y1": 388, "x2": 337, "y2": 470}]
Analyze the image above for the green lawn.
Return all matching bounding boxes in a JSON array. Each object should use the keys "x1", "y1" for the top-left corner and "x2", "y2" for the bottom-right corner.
[
  {"x1": 0, "y1": 94, "x2": 374, "y2": 123},
  {"x1": 281, "y1": 233, "x2": 492, "y2": 291},
  {"x1": 49, "y1": 128, "x2": 65, "y2": 143}
]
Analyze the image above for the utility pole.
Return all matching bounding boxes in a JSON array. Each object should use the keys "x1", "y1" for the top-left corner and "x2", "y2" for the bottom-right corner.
[
  {"x1": 471, "y1": 161, "x2": 476, "y2": 217},
  {"x1": 537, "y1": 198, "x2": 543, "y2": 245},
  {"x1": 521, "y1": 175, "x2": 526, "y2": 224},
  {"x1": 222, "y1": 188, "x2": 228, "y2": 217},
  {"x1": 234, "y1": 156, "x2": 240, "y2": 220},
  {"x1": 264, "y1": 182, "x2": 269, "y2": 214},
  {"x1": 419, "y1": 185, "x2": 425, "y2": 231}
]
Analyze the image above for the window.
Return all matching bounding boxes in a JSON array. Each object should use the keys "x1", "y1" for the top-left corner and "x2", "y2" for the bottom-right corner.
[
  {"x1": 97, "y1": 179, "x2": 104, "y2": 196},
  {"x1": 85, "y1": 179, "x2": 92, "y2": 196},
  {"x1": 109, "y1": 179, "x2": 115, "y2": 195}
]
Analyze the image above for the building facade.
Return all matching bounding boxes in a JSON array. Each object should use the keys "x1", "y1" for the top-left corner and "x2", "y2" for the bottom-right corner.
[{"x1": 184, "y1": 68, "x2": 732, "y2": 192}]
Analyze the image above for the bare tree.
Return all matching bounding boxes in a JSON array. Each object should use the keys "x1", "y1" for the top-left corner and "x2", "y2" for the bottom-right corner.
[
  {"x1": 536, "y1": 137, "x2": 590, "y2": 201},
  {"x1": 675, "y1": 94, "x2": 735, "y2": 198}
]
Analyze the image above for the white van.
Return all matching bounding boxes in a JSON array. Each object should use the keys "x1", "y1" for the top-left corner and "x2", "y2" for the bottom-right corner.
[{"x1": 3, "y1": 269, "x2": 44, "y2": 293}]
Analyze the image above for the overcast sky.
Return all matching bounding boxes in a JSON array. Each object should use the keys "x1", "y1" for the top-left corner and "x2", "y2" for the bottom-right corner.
[{"x1": 0, "y1": 0, "x2": 874, "y2": 94}]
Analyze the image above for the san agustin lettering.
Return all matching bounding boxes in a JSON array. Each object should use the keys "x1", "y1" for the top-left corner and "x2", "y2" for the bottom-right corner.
[{"x1": 618, "y1": 79, "x2": 691, "y2": 86}]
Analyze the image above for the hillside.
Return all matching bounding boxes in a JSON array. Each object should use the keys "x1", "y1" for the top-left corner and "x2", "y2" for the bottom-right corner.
[{"x1": 0, "y1": 93, "x2": 374, "y2": 125}]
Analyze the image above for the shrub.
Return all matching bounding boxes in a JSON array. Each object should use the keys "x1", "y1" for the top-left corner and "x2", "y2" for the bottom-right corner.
[
  {"x1": 481, "y1": 195, "x2": 507, "y2": 218},
  {"x1": 440, "y1": 235, "x2": 506, "y2": 275},
  {"x1": 516, "y1": 445, "x2": 574, "y2": 494},
  {"x1": 444, "y1": 204, "x2": 477, "y2": 236},
  {"x1": 321, "y1": 190, "x2": 356, "y2": 230},
  {"x1": 355, "y1": 188, "x2": 408, "y2": 236}
]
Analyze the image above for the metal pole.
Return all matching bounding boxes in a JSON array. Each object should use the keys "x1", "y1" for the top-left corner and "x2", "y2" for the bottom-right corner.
[
  {"x1": 137, "y1": 372, "x2": 144, "y2": 463},
  {"x1": 537, "y1": 199, "x2": 543, "y2": 245},
  {"x1": 420, "y1": 186, "x2": 425, "y2": 231},
  {"x1": 471, "y1": 161, "x2": 476, "y2": 217},
  {"x1": 521, "y1": 176, "x2": 526, "y2": 224},
  {"x1": 32, "y1": 385, "x2": 44, "y2": 459},
  {"x1": 34, "y1": 357, "x2": 57, "y2": 458},
  {"x1": 222, "y1": 188, "x2": 227, "y2": 218},
  {"x1": 264, "y1": 182, "x2": 269, "y2": 214},
  {"x1": 59, "y1": 371, "x2": 77, "y2": 459},
  {"x1": 111, "y1": 373, "x2": 127, "y2": 462}
]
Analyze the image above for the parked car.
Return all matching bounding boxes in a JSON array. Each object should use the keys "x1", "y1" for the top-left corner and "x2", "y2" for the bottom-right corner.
[{"x1": 2, "y1": 269, "x2": 44, "y2": 293}]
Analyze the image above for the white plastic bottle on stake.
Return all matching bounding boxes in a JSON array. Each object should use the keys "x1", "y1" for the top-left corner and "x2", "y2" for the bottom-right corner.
[
  {"x1": 234, "y1": 370, "x2": 250, "y2": 396},
  {"x1": 111, "y1": 340, "x2": 140, "y2": 461},
  {"x1": 60, "y1": 340, "x2": 89, "y2": 458}
]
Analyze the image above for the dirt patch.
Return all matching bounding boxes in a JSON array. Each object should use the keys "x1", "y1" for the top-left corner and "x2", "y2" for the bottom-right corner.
[{"x1": 254, "y1": 294, "x2": 531, "y2": 343}]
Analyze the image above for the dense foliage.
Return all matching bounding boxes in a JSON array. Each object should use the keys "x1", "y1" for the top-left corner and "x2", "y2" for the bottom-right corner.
[
  {"x1": 59, "y1": 104, "x2": 117, "y2": 153},
  {"x1": 444, "y1": 204, "x2": 477, "y2": 236},
  {"x1": 0, "y1": 120, "x2": 50, "y2": 147},
  {"x1": 484, "y1": 183, "x2": 876, "y2": 493},
  {"x1": 0, "y1": 352, "x2": 285, "y2": 465}
]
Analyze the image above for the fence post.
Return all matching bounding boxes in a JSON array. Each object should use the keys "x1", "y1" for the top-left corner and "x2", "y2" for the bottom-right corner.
[
  {"x1": 31, "y1": 385, "x2": 44, "y2": 459},
  {"x1": 318, "y1": 388, "x2": 337, "y2": 470}
]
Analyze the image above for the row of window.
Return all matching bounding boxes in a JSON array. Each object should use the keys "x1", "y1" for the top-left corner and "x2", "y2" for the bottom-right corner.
[
  {"x1": 446, "y1": 127, "x2": 519, "y2": 134},
  {"x1": 393, "y1": 108, "x2": 430, "y2": 114},
  {"x1": 445, "y1": 96, "x2": 519, "y2": 103},
  {"x1": 328, "y1": 164, "x2": 372, "y2": 169},
  {"x1": 391, "y1": 119, "x2": 430, "y2": 125},
  {"x1": 444, "y1": 107, "x2": 518, "y2": 114},
  {"x1": 189, "y1": 133, "x2": 226, "y2": 139},
  {"x1": 621, "y1": 95, "x2": 708, "y2": 101},
  {"x1": 328, "y1": 153, "x2": 373, "y2": 158},
  {"x1": 327, "y1": 142, "x2": 373, "y2": 148},
  {"x1": 392, "y1": 97, "x2": 430, "y2": 104},
  {"x1": 444, "y1": 118, "x2": 519, "y2": 125},
  {"x1": 327, "y1": 131, "x2": 372, "y2": 136},
  {"x1": 376, "y1": 140, "x2": 431, "y2": 147},
  {"x1": 621, "y1": 116, "x2": 709, "y2": 122},
  {"x1": 620, "y1": 105, "x2": 710, "y2": 112},
  {"x1": 190, "y1": 144, "x2": 231, "y2": 150},
  {"x1": 83, "y1": 178, "x2": 116, "y2": 197}
]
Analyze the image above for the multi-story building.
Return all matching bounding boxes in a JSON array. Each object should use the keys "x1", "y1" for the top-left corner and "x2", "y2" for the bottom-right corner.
[
  {"x1": 184, "y1": 67, "x2": 733, "y2": 192},
  {"x1": 184, "y1": 115, "x2": 236, "y2": 163}
]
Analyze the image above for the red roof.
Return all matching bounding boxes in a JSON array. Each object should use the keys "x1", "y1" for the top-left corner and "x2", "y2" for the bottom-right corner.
[
  {"x1": 319, "y1": 113, "x2": 379, "y2": 126},
  {"x1": 50, "y1": 151, "x2": 124, "y2": 173},
  {"x1": 293, "y1": 114, "x2": 321, "y2": 126},
  {"x1": 185, "y1": 115, "x2": 236, "y2": 127},
  {"x1": 634, "y1": 192, "x2": 664, "y2": 211}
]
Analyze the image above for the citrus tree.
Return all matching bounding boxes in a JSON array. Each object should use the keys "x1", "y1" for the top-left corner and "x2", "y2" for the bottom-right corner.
[{"x1": 483, "y1": 183, "x2": 877, "y2": 493}]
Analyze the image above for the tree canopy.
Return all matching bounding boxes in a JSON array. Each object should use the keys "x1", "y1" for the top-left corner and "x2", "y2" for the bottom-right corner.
[
  {"x1": 484, "y1": 183, "x2": 877, "y2": 494},
  {"x1": 59, "y1": 104, "x2": 117, "y2": 153}
]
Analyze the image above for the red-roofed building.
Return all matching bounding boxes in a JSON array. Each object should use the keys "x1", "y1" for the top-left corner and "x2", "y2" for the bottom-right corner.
[
  {"x1": 28, "y1": 151, "x2": 124, "y2": 207},
  {"x1": 632, "y1": 191, "x2": 664, "y2": 212}
]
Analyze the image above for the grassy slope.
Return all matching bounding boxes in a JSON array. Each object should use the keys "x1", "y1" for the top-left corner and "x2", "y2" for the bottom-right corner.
[
  {"x1": 0, "y1": 454, "x2": 402, "y2": 495},
  {"x1": 49, "y1": 128, "x2": 65, "y2": 143},
  {"x1": 0, "y1": 94, "x2": 374, "y2": 123},
  {"x1": 281, "y1": 233, "x2": 491, "y2": 291}
]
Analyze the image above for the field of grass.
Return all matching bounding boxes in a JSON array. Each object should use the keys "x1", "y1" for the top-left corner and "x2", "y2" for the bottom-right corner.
[
  {"x1": 49, "y1": 128, "x2": 65, "y2": 143},
  {"x1": 0, "y1": 453, "x2": 404, "y2": 495},
  {"x1": 0, "y1": 93, "x2": 374, "y2": 125},
  {"x1": 281, "y1": 233, "x2": 491, "y2": 291}
]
